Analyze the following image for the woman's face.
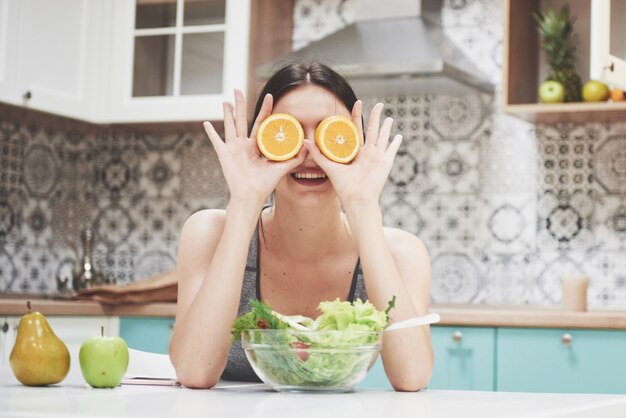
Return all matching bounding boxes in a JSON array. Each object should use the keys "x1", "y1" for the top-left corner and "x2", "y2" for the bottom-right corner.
[{"x1": 271, "y1": 85, "x2": 352, "y2": 204}]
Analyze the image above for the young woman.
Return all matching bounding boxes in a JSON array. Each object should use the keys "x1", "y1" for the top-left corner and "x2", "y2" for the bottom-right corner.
[{"x1": 169, "y1": 63, "x2": 433, "y2": 391}]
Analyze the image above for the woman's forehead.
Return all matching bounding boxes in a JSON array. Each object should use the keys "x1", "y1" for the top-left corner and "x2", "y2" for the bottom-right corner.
[{"x1": 273, "y1": 85, "x2": 351, "y2": 122}]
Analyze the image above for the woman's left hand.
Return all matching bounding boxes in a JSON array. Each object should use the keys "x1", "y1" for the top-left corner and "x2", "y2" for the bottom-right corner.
[{"x1": 304, "y1": 101, "x2": 402, "y2": 207}]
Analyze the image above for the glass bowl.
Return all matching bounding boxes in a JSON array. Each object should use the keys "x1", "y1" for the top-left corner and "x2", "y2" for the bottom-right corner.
[{"x1": 241, "y1": 329, "x2": 381, "y2": 393}]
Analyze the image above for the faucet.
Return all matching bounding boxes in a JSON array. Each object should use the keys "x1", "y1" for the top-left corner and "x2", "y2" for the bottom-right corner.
[{"x1": 56, "y1": 227, "x2": 115, "y2": 293}]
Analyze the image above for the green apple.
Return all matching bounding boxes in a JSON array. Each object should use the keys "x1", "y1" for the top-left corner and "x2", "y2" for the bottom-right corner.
[
  {"x1": 582, "y1": 80, "x2": 610, "y2": 102},
  {"x1": 79, "y1": 327, "x2": 129, "y2": 388},
  {"x1": 539, "y1": 81, "x2": 565, "y2": 103}
]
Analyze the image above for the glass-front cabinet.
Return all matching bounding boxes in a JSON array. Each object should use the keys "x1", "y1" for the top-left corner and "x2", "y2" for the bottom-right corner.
[
  {"x1": 591, "y1": 0, "x2": 626, "y2": 90},
  {"x1": 109, "y1": 0, "x2": 250, "y2": 122},
  {"x1": 0, "y1": 0, "x2": 250, "y2": 123}
]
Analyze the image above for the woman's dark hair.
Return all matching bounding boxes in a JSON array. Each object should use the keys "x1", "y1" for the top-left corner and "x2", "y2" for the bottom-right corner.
[{"x1": 252, "y1": 62, "x2": 359, "y2": 125}]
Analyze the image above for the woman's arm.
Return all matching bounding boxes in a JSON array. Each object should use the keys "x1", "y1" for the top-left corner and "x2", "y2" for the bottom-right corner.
[
  {"x1": 343, "y1": 204, "x2": 433, "y2": 392},
  {"x1": 305, "y1": 101, "x2": 433, "y2": 391},
  {"x1": 169, "y1": 204, "x2": 260, "y2": 388},
  {"x1": 169, "y1": 91, "x2": 305, "y2": 388}
]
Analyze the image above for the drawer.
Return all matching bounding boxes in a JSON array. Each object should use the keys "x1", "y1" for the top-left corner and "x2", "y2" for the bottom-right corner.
[
  {"x1": 497, "y1": 328, "x2": 626, "y2": 394},
  {"x1": 429, "y1": 326, "x2": 496, "y2": 391}
]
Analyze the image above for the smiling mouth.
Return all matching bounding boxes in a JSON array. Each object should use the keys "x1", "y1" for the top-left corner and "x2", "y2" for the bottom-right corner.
[{"x1": 290, "y1": 171, "x2": 328, "y2": 186}]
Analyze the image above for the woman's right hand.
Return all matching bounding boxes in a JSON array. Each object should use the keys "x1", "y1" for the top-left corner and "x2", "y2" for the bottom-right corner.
[{"x1": 203, "y1": 90, "x2": 305, "y2": 209}]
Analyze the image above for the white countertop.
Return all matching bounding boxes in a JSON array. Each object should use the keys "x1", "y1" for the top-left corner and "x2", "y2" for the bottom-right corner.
[{"x1": 2, "y1": 368, "x2": 626, "y2": 418}]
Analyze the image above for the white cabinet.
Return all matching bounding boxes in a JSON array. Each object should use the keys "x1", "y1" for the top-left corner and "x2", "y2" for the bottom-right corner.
[
  {"x1": 591, "y1": 0, "x2": 626, "y2": 89},
  {"x1": 6, "y1": 0, "x2": 104, "y2": 120},
  {"x1": 0, "y1": 0, "x2": 19, "y2": 104},
  {"x1": 108, "y1": 0, "x2": 250, "y2": 122},
  {"x1": 0, "y1": 0, "x2": 250, "y2": 123},
  {"x1": 1, "y1": 316, "x2": 119, "y2": 379}
]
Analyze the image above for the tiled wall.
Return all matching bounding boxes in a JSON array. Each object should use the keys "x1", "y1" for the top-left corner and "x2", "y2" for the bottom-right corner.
[
  {"x1": 1, "y1": 0, "x2": 625, "y2": 308},
  {"x1": 293, "y1": 0, "x2": 626, "y2": 307},
  {"x1": 0, "y1": 121, "x2": 227, "y2": 293}
]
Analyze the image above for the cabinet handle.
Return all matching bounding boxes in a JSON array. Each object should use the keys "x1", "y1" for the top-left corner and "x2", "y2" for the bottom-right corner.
[
  {"x1": 452, "y1": 330, "x2": 462, "y2": 343},
  {"x1": 1, "y1": 321, "x2": 8, "y2": 333},
  {"x1": 23, "y1": 90, "x2": 32, "y2": 101},
  {"x1": 561, "y1": 333, "x2": 573, "y2": 347},
  {"x1": 606, "y1": 62, "x2": 615, "y2": 72}
]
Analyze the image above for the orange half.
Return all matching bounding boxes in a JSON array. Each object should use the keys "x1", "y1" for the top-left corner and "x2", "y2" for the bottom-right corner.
[
  {"x1": 314, "y1": 116, "x2": 360, "y2": 164},
  {"x1": 257, "y1": 113, "x2": 304, "y2": 161}
]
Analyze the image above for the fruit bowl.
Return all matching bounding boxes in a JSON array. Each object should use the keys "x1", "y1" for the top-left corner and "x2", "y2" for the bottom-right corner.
[{"x1": 241, "y1": 329, "x2": 381, "y2": 393}]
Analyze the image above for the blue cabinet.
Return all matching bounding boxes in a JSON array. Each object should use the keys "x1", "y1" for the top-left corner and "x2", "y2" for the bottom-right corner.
[
  {"x1": 119, "y1": 317, "x2": 175, "y2": 355},
  {"x1": 497, "y1": 328, "x2": 626, "y2": 394},
  {"x1": 428, "y1": 326, "x2": 496, "y2": 391}
]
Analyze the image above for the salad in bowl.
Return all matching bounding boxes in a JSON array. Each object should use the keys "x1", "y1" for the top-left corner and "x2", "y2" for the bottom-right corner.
[{"x1": 231, "y1": 297, "x2": 395, "y2": 392}]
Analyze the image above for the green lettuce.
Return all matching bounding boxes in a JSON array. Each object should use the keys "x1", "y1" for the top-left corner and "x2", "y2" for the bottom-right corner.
[{"x1": 232, "y1": 297, "x2": 395, "y2": 389}]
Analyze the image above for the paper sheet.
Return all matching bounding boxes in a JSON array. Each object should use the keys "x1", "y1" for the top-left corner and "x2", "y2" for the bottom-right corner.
[{"x1": 124, "y1": 348, "x2": 178, "y2": 380}]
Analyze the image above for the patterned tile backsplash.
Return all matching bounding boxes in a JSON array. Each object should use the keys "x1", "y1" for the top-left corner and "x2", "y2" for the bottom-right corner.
[{"x1": 1, "y1": 0, "x2": 625, "y2": 308}]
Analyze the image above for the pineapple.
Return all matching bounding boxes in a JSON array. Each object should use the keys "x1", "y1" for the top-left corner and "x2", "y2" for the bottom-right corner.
[{"x1": 535, "y1": 6, "x2": 582, "y2": 102}]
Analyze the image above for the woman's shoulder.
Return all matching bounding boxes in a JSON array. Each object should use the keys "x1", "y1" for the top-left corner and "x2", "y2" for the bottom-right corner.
[
  {"x1": 185, "y1": 208, "x2": 227, "y2": 224},
  {"x1": 181, "y1": 209, "x2": 227, "y2": 238},
  {"x1": 382, "y1": 227, "x2": 429, "y2": 259}
]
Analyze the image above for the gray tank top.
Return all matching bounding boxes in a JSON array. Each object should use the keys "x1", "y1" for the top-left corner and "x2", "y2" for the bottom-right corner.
[{"x1": 220, "y1": 227, "x2": 368, "y2": 382}]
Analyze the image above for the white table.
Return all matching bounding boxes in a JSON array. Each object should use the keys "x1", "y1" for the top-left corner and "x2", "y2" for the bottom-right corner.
[{"x1": 2, "y1": 367, "x2": 626, "y2": 418}]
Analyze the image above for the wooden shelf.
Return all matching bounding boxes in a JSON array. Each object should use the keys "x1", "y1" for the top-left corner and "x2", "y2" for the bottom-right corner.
[
  {"x1": 503, "y1": 0, "x2": 624, "y2": 124},
  {"x1": 504, "y1": 101, "x2": 626, "y2": 124}
]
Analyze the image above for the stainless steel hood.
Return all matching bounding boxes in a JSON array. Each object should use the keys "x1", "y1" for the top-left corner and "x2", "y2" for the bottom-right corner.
[{"x1": 257, "y1": 16, "x2": 495, "y2": 96}]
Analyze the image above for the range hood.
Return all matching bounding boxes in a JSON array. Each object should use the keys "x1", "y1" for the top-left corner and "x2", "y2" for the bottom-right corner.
[{"x1": 257, "y1": 15, "x2": 495, "y2": 96}]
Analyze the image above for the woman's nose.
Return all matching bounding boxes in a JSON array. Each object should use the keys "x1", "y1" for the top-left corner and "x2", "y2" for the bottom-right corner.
[
  {"x1": 301, "y1": 144, "x2": 313, "y2": 161},
  {"x1": 304, "y1": 127, "x2": 316, "y2": 141}
]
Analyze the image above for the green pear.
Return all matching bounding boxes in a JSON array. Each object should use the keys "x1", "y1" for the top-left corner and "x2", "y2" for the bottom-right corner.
[{"x1": 9, "y1": 301, "x2": 70, "y2": 386}]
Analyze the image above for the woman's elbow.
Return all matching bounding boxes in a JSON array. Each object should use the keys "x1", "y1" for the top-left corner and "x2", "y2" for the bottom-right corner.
[
  {"x1": 391, "y1": 374, "x2": 430, "y2": 392},
  {"x1": 175, "y1": 365, "x2": 221, "y2": 389},
  {"x1": 390, "y1": 363, "x2": 433, "y2": 392},
  {"x1": 178, "y1": 373, "x2": 219, "y2": 389},
  {"x1": 170, "y1": 352, "x2": 221, "y2": 389}
]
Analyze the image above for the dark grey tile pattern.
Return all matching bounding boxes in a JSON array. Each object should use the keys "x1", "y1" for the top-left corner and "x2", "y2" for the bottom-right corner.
[
  {"x1": 536, "y1": 125, "x2": 595, "y2": 196},
  {"x1": 0, "y1": 121, "x2": 221, "y2": 293},
  {"x1": 0, "y1": 123, "x2": 25, "y2": 195}
]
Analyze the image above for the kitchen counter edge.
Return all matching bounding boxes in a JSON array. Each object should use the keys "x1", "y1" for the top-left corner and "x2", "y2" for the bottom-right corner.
[{"x1": 2, "y1": 296, "x2": 626, "y2": 329}]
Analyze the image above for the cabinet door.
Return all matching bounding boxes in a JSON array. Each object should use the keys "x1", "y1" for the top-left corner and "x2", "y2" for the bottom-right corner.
[
  {"x1": 0, "y1": 316, "x2": 15, "y2": 367},
  {"x1": 119, "y1": 317, "x2": 175, "y2": 355},
  {"x1": 590, "y1": 0, "x2": 626, "y2": 89},
  {"x1": 16, "y1": 0, "x2": 106, "y2": 121},
  {"x1": 108, "y1": 0, "x2": 250, "y2": 122},
  {"x1": 428, "y1": 326, "x2": 495, "y2": 391},
  {"x1": 0, "y1": 0, "x2": 18, "y2": 104},
  {"x1": 497, "y1": 328, "x2": 626, "y2": 394}
]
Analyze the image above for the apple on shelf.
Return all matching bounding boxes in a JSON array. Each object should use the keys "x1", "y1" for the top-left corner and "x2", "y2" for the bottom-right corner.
[
  {"x1": 539, "y1": 81, "x2": 566, "y2": 104},
  {"x1": 79, "y1": 327, "x2": 129, "y2": 388}
]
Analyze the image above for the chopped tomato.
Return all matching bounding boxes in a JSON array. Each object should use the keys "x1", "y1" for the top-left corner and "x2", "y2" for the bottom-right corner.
[
  {"x1": 257, "y1": 319, "x2": 268, "y2": 329},
  {"x1": 290, "y1": 341, "x2": 309, "y2": 362}
]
